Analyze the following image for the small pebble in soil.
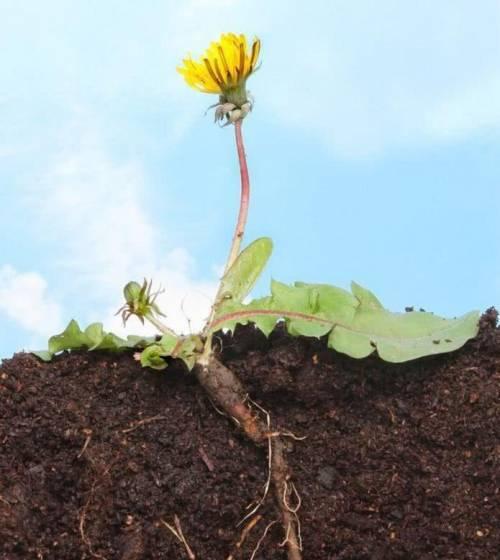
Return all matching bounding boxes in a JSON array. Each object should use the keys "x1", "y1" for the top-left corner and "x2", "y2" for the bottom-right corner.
[{"x1": 317, "y1": 465, "x2": 338, "y2": 489}]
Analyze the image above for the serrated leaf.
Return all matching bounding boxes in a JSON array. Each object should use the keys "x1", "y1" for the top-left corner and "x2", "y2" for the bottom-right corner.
[
  {"x1": 219, "y1": 237, "x2": 273, "y2": 303},
  {"x1": 271, "y1": 280, "x2": 318, "y2": 312},
  {"x1": 331, "y1": 307, "x2": 480, "y2": 362},
  {"x1": 84, "y1": 323, "x2": 106, "y2": 347},
  {"x1": 350, "y1": 281, "x2": 383, "y2": 310},
  {"x1": 290, "y1": 282, "x2": 357, "y2": 324},
  {"x1": 48, "y1": 320, "x2": 88, "y2": 354},
  {"x1": 84, "y1": 323, "x2": 127, "y2": 351},
  {"x1": 211, "y1": 281, "x2": 480, "y2": 363},
  {"x1": 92, "y1": 332, "x2": 128, "y2": 351},
  {"x1": 34, "y1": 320, "x2": 182, "y2": 368}
]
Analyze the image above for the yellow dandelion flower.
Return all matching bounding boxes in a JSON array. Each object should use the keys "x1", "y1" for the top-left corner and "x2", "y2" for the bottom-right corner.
[{"x1": 178, "y1": 33, "x2": 260, "y2": 121}]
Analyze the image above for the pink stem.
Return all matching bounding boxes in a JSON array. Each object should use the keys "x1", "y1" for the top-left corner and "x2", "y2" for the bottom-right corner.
[
  {"x1": 224, "y1": 119, "x2": 250, "y2": 273},
  {"x1": 202, "y1": 119, "x2": 251, "y2": 337}
]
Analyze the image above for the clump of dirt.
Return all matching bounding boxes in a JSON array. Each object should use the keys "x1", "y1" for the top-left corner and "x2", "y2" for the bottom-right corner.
[{"x1": 1, "y1": 310, "x2": 498, "y2": 559}]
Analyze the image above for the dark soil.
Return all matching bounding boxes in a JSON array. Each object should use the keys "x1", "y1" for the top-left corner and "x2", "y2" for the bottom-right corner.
[{"x1": 1, "y1": 310, "x2": 499, "y2": 560}]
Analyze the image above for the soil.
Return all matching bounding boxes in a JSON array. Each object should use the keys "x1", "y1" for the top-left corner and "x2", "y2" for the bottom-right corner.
[{"x1": 0, "y1": 310, "x2": 498, "y2": 560}]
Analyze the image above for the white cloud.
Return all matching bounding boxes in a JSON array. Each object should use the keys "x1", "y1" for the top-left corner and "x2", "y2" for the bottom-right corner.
[
  {"x1": 427, "y1": 76, "x2": 500, "y2": 140},
  {"x1": 28, "y1": 114, "x2": 217, "y2": 335},
  {"x1": 0, "y1": 265, "x2": 63, "y2": 336},
  {"x1": 263, "y1": 1, "x2": 500, "y2": 157}
]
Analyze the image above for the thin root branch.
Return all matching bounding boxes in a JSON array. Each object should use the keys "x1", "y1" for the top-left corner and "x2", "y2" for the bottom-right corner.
[
  {"x1": 121, "y1": 414, "x2": 167, "y2": 434},
  {"x1": 79, "y1": 465, "x2": 113, "y2": 560},
  {"x1": 279, "y1": 481, "x2": 303, "y2": 552},
  {"x1": 246, "y1": 395, "x2": 270, "y2": 425},
  {"x1": 249, "y1": 520, "x2": 278, "y2": 560},
  {"x1": 279, "y1": 514, "x2": 303, "y2": 552},
  {"x1": 271, "y1": 439, "x2": 303, "y2": 560},
  {"x1": 279, "y1": 521, "x2": 292, "y2": 548},
  {"x1": 279, "y1": 430, "x2": 307, "y2": 441},
  {"x1": 208, "y1": 394, "x2": 241, "y2": 427},
  {"x1": 77, "y1": 431, "x2": 92, "y2": 458},
  {"x1": 283, "y1": 481, "x2": 302, "y2": 514},
  {"x1": 226, "y1": 514, "x2": 262, "y2": 560},
  {"x1": 231, "y1": 415, "x2": 242, "y2": 427},
  {"x1": 161, "y1": 516, "x2": 196, "y2": 560},
  {"x1": 208, "y1": 397, "x2": 229, "y2": 418},
  {"x1": 266, "y1": 429, "x2": 306, "y2": 441},
  {"x1": 295, "y1": 512, "x2": 303, "y2": 551},
  {"x1": 238, "y1": 397, "x2": 272, "y2": 526}
]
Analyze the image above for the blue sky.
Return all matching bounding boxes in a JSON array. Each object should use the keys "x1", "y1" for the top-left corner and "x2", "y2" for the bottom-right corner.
[{"x1": 1, "y1": 0, "x2": 499, "y2": 358}]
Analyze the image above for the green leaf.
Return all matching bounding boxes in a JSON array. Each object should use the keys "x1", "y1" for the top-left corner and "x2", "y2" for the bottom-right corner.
[
  {"x1": 48, "y1": 320, "x2": 89, "y2": 354},
  {"x1": 175, "y1": 336, "x2": 202, "y2": 371},
  {"x1": 211, "y1": 281, "x2": 480, "y2": 363},
  {"x1": 33, "y1": 320, "x2": 183, "y2": 368},
  {"x1": 219, "y1": 237, "x2": 273, "y2": 303},
  {"x1": 214, "y1": 296, "x2": 277, "y2": 336},
  {"x1": 32, "y1": 350, "x2": 53, "y2": 362},
  {"x1": 92, "y1": 332, "x2": 129, "y2": 351},
  {"x1": 330, "y1": 304, "x2": 480, "y2": 362},
  {"x1": 295, "y1": 281, "x2": 358, "y2": 320},
  {"x1": 159, "y1": 333, "x2": 179, "y2": 354},
  {"x1": 350, "y1": 281, "x2": 383, "y2": 310},
  {"x1": 138, "y1": 334, "x2": 201, "y2": 371},
  {"x1": 124, "y1": 335, "x2": 157, "y2": 348},
  {"x1": 84, "y1": 323, "x2": 127, "y2": 351},
  {"x1": 140, "y1": 344, "x2": 169, "y2": 370}
]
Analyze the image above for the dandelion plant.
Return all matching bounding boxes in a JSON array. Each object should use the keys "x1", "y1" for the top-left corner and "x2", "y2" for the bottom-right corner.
[{"x1": 35, "y1": 33, "x2": 480, "y2": 560}]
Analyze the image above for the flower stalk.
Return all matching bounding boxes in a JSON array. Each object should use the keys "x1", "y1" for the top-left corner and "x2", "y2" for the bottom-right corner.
[
  {"x1": 144, "y1": 313, "x2": 177, "y2": 338},
  {"x1": 225, "y1": 119, "x2": 250, "y2": 273},
  {"x1": 202, "y1": 118, "x2": 250, "y2": 340}
]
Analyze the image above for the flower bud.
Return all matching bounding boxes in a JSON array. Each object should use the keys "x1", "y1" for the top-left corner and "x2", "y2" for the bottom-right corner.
[{"x1": 123, "y1": 281, "x2": 142, "y2": 304}]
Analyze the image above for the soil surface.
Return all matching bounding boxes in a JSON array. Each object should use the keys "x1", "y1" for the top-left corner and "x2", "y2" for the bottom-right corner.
[{"x1": 1, "y1": 310, "x2": 499, "y2": 560}]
